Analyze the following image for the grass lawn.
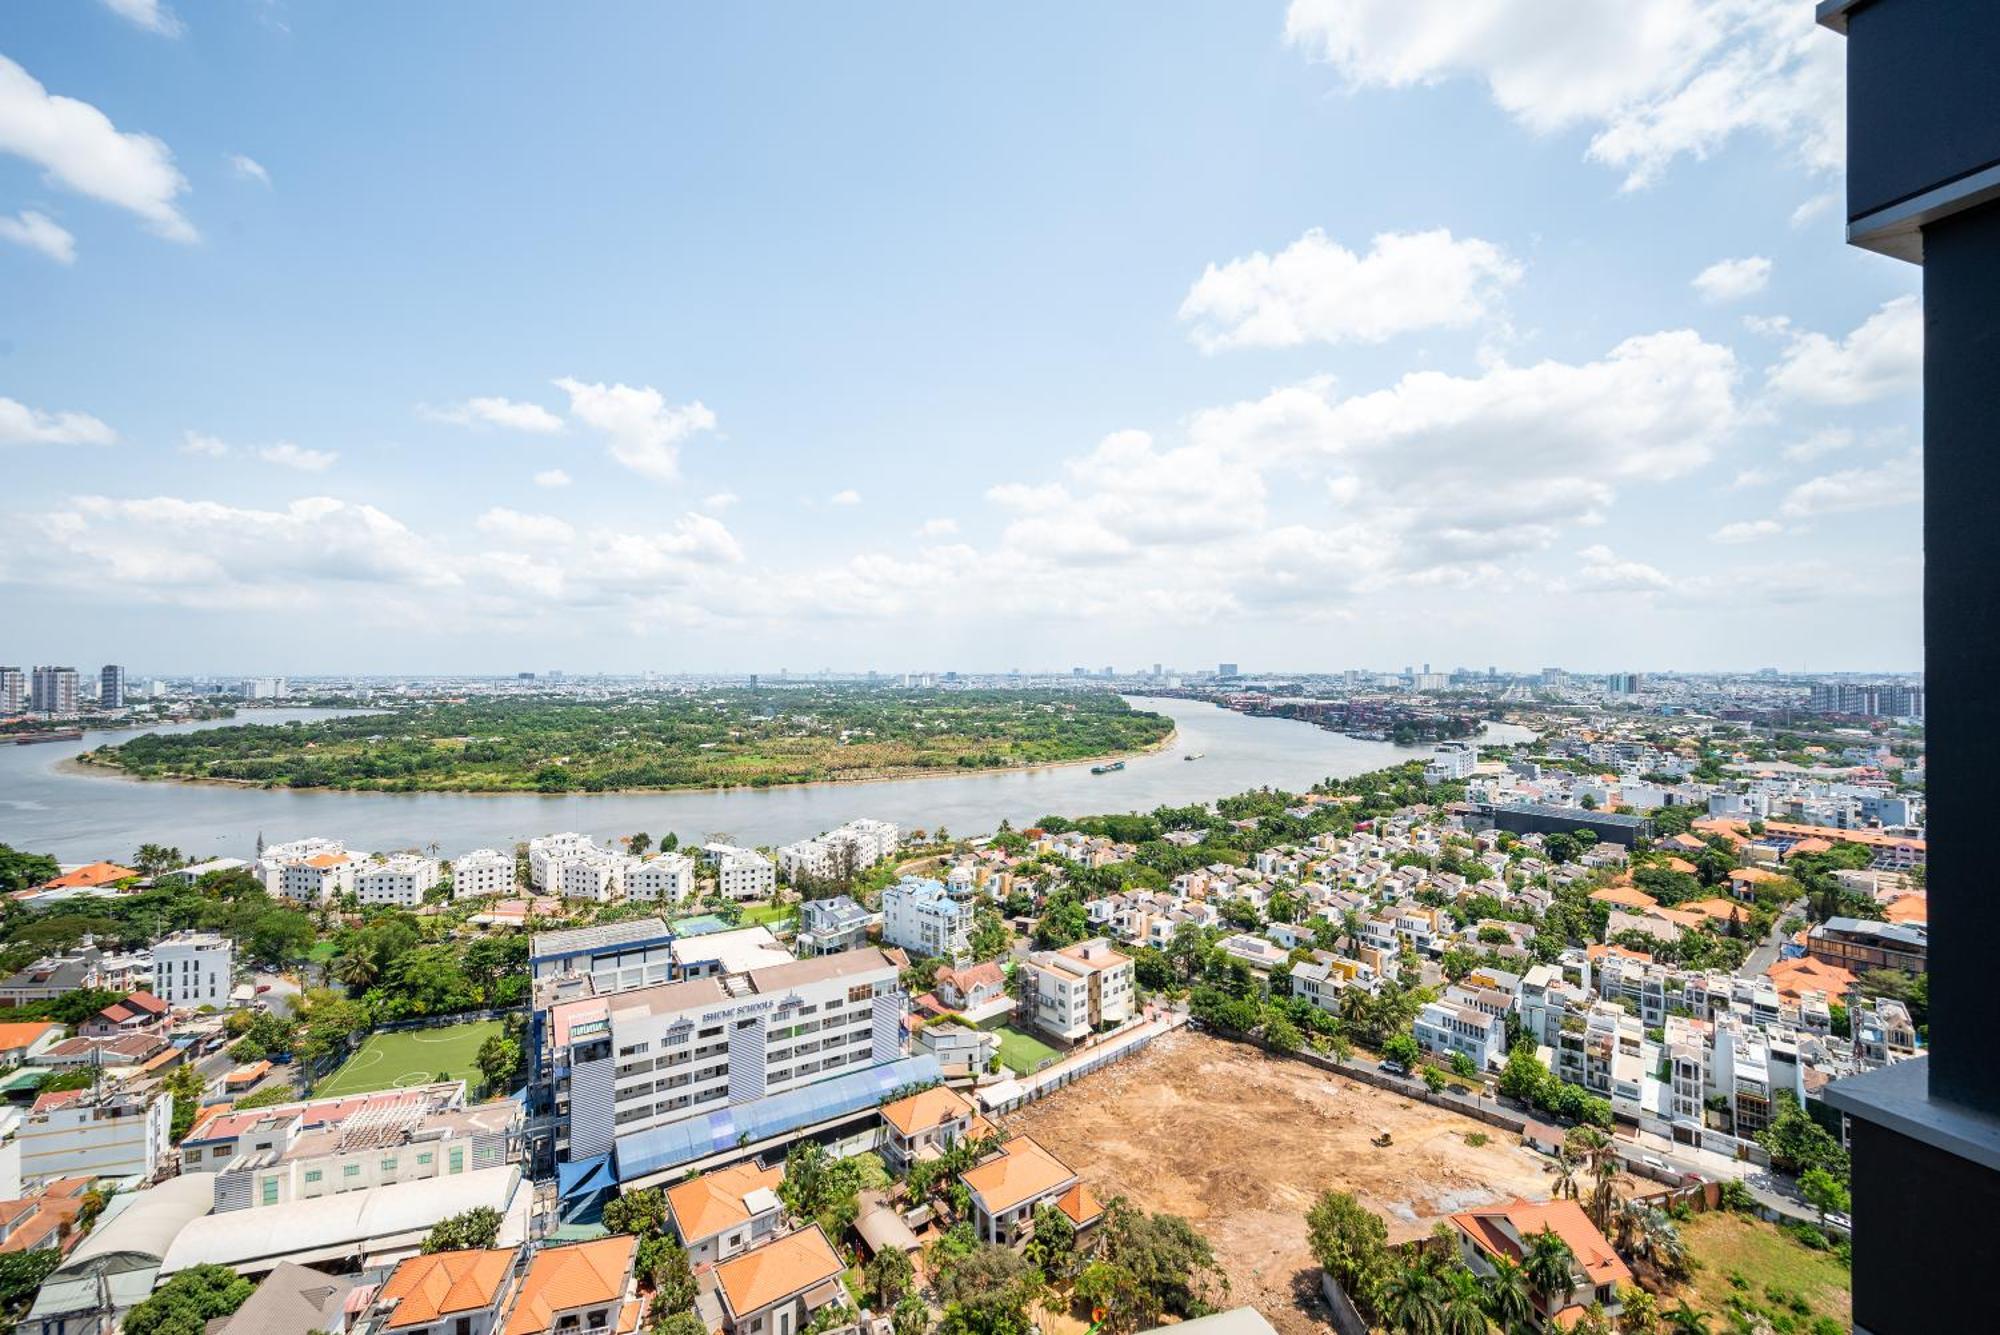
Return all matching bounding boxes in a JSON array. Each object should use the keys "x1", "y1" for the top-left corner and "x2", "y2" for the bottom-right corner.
[
  {"x1": 314, "y1": 1017, "x2": 503, "y2": 1097},
  {"x1": 1678, "y1": 1210, "x2": 1851, "y2": 1330},
  {"x1": 307, "y1": 940, "x2": 338, "y2": 964},
  {"x1": 990, "y1": 1024, "x2": 1062, "y2": 1075},
  {"x1": 740, "y1": 903, "x2": 796, "y2": 928}
]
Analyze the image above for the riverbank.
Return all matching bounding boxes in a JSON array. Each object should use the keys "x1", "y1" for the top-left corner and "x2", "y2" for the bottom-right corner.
[{"x1": 60, "y1": 724, "x2": 1181, "y2": 797}]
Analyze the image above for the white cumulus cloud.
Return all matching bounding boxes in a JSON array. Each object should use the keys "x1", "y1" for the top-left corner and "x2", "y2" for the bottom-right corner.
[
  {"x1": 1766, "y1": 296, "x2": 1923, "y2": 405},
  {"x1": 0, "y1": 210, "x2": 75, "y2": 263},
  {"x1": 1780, "y1": 451, "x2": 1922, "y2": 518},
  {"x1": 421, "y1": 396, "x2": 565, "y2": 434},
  {"x1": 554, "y1": 377, "x2": 716, "y2": 482},
  {"x1": 829, "y1": 489, "x2": 862, "y2": 506},
  {"x1": 477, "y1": 507, "x2": 576, "y2": 546},
  {"x1": 101, "y1": 0, "x2": 182, "y2": 36},
  {"x1": 258, "y1": 442, "x2": 337, "y2": 472},
  {"x1": 228, "y1": 153, "x2": 270, "y2": 186},
  {"x1": 180, "y1": 430, "x2": 228, "y2": 457},
  {"x1": 0, "y1": 53, "x2": 196, "y2": 242},
  {"x1": 533, "y1": 468, "x2": 572, "y2": 488},
  {"x1": 0, "y1": 396, "x2": 116, "y2": 446},
  {"x1": 1284, "y1": 0, "x2": 1844, "y2": 189},
  {"x1": 1712, "y1": 518, "x2": 1783, "y2": 543},
  {"x1": 1693, "y1": 256, "x2": 1771, "y2": 304},
  {"x1": 1179, "y1": 227, "x2": 1519, "y2": 351}
]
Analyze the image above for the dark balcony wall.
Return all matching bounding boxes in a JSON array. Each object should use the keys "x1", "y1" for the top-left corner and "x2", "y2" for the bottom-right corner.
[
  {"x1": 1921, "y1": 202, "x2": 2000, "y2": 1109},
  {"x1": 1848, "y1": 1116, "x2": 2000, "y2": 1332},
  {"x1": 1847, "y1": 0, "x2": 2000, "y2": 220}
]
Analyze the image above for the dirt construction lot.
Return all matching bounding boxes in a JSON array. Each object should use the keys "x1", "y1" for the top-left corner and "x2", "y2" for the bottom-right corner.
[{"x1": 1003, "y1": 1030, "x2": 1560, "y2": 1335}]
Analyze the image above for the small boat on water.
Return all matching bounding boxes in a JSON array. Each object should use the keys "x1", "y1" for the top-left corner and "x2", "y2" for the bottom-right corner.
[
  {"x1": 1183, "y1": 752, "x2": 1204, "y2": 761},
  {"x1": 1090, "y1": 760, "x2": 1126, "y2": 775}
]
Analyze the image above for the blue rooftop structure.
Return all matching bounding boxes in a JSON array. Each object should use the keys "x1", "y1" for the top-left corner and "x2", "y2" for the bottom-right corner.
[{"x1": 613, "y1": 1054, "x2": 941, "y2": 1182}]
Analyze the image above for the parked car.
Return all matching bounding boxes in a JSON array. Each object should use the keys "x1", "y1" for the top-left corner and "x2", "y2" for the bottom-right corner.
[{"x1": 1379, "y1": 1060, "x2": 1409, "y2": 1077}]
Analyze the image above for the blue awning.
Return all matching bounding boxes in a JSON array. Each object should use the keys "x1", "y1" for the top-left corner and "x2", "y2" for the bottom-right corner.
[{"x1": 556, "y1": 1152, "x2": 617, "y2": 1199}]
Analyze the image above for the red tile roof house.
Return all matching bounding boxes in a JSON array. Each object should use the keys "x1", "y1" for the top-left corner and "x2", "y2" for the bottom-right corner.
[
  {"x1": 78, "y1": 991, "x2": 169, "y2": 1038},
  {"x1": 1450, "y1": 1198, "x2": 1632, "y2": 1328},
  {"x1": 0, "y1": 1177, "x2": 92, "y2": 1256},
  {"x1": 0, "y1": 1021, "x2": 64, "y2": 1066}
]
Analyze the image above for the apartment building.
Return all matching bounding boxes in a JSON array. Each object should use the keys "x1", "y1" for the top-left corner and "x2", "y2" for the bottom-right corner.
[
  {"x1": 880, "y1": 876, "x2": 972, "y2": 963},
  {"x1": 98, "y1": 665, "x2": 125, "y2": 710},
  {"x1": 1807, "y1": 916, "x2": 1928, "y2": 974},
  {"x1": 452, "y1": 848, "x2": 517, "y2": 899},
  {"x1": 151, "y1": 932, "x2": 232, "y2": 1010},
  {"x1": 180, "y1": 1083, "x2": 521, "y2": 1212},
  {"x1": 776, "y1": 818, "x2": 899, "y2": 886},
  {"x1": 626, "y1": 851, "x2": 696, "y2": 904},
  {"x1": 259, "y1": 838, "x2": 359, "y2": 904},
  {"x1": 0, "y1": 667, "x2": 23, "y2": 713},
  {"x1": 1413, "y1": 999, "x2": 1507, "y2": 1072},
  {"x1": 528, "y1": 832, "x2": 598, "y2": 891},
  {"x1": 1424, "y1": 741, "x2": 1478, "y2": 783},
  {"x1": 1018, "y1": 938, "x2": 1134, "y2": 1045},
  {"x1": 16, "y1": 1088, "x2": 172, "y2": 1185},
  {"x1": 544, "y1": 948, "x2": 907, "y2": 1169},
  {"x1": 705, "y1": 845, "x2": 776, "y2": 901},
  {"x1": 355, "y1": 853, "x2": 441, "y2": 906},
  {"x1": 28, "y1": 667, "x2": 78, "y2": 716},
  {"x1": 549, "y1": 847, "x2": 634, "y2": 902}
]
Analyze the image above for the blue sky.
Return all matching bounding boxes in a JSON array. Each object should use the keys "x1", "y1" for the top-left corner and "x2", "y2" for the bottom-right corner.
[{"x1": 0, "y1": 1, "x2": 1922, "y2": 675}]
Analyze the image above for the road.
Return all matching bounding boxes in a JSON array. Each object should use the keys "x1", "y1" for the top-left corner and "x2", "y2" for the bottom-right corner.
[{"x1": 1738, "y1": 898, "x2": 1805, "y2": 978}]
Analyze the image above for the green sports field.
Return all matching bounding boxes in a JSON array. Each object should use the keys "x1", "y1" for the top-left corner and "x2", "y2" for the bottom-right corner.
[{"x1": 314, "y1": 1018, "x2": 503, "y2": 1097}]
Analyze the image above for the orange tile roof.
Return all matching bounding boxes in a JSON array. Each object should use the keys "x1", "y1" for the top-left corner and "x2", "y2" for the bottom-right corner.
[
  {"x1": 1588, "y1": 886, "x2": 1657, "y2": 910},
  {"x1": 961, "y1": 1136, "x2": 1078, "y2": 1215},
  {"x1": 1586, "y1": 943, "x2": 1653, "y2": 965},
  {"x1": 377, "y1": 1246, "x2": 518, "y2": 1328},
  {"x1": 665, "y1": 1162, "x2": 784, "y2": 1244},
  {"x1": 503, "y1": 1234, "x2": 636, "y2": 1335},
  {"x1": 1884, "y1": 893, "x2": 1928, "y2": 925},
  {"x1": 40, "y1": 862, "x2": 137, "y2": 890},
  {"x1": 1766, "y1": 956, "x2": 1857, "y2": 1003},
  {"x1": 1680, "y1": 898, "x2": 1747, "y2": 924},
  {"x1": 880, "y1": 1085, "x2": 977, "y2": 1138},
  {"x1": 305, "y1": 852, "x2": 349, "y2": 868},
  {"x1": 714, "y1": 1225, "x2": 843, "y2": 1319},
  {"x1": 1664, "y1": 857, "x2": 1699, "y2": 875},
  {"x1": 1055, "y1": 1181, "x2": 1102, "y2": 1226},
  {"x1": 1451, "y1": 1197, "x2": 1631, "y2": 1290},
  {"x1": 1729, "y1": 867, "x2": 1783, "y2": 884},
  {"x1": 0, "y1": 1022, "x2": 59, "y2": 1052}
]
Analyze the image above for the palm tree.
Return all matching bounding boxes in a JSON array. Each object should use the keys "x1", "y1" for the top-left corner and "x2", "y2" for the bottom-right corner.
[
  {"x1": 331, "y1": 951, "x2": 378, "y2": 991},
  {"x1": 1551, "y1": 1148, "x2": 1581, "y2": 1203},
  {"x1": 1644, "y1": 1210, "x2": 1688, "y2": 1280},
  {"x1": 1438, "y1": 1266, "x2": 1488, "y2": 1335},
  {"x1": 1663, "y1": 1300, "x2": 1711, "y2": 1335},
  {"x1": 1482, "y1": 1255, "x2": 1533, "y2": 1332},
  {"x1": 1522, "y1": 1226, "x2": 1577, "y2": 1320},
  {"x1": 1376, "y1": 1253, "x2": 1444, "y2": 1335}
]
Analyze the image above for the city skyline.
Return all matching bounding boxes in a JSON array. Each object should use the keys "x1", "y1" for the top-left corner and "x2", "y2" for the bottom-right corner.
[{"x1": 1, "y1": 3, "x2": 1924, "y2": 673}]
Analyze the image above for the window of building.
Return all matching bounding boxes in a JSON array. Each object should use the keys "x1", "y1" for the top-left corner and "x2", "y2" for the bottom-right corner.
[{"x1": 261, "y1": 1178, "x2": 279, "y2": 1205}]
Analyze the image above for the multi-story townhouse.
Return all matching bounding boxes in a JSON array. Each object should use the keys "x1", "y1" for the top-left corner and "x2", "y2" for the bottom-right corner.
[
  {"x1": 362, "y1": 1246, "x2": 517, "y2": 1335},
  {"x1": 1850, "y1": 995, "x2": 1919, "y2": 1069},
  {"x1": 1413, "y1": 999, "x2": 1507, "y2": 1072},
  {"x1": 452, "y1": 847, "x2": 517, "y2": 899},
  {"x1": 544, "y1": 948, "x2": 908, "y2": 1171},
  {"x1": 961, "y1": 1136, "x2": 1101, "y2": 1247},
  {"x1": 1019, "y1": 938, "x2": 1134, "y2": 1045},
  {"x1": 878, "y1": 1085, "x2": 991, "y2": 1172},
  {"x1": 355, "y1": 853, "x2": 440, "y2": 906},
  {"x1": 795, "y1": 896, "x2": 872, "y2": 957},
  {"x1": 1664, "y1": 1015, "x2": 1711, "y2": 1127},
  {"x1": 880, "y1": 877, "x2": 973, "y2": 963},
  {"x1": 151, "y1": 931, "x2": 232, "y2": 1010},
  {"x1": 625, "y1": 852, "x2": 696, "y2": 904},
  {"x1": 665, "y1": 1160, "x2": 784, "y2": 1266},
  {"x1": 361, "y1": 1235, "x2": 640, "y2": 1335},
  {"x1": 711, "y1": 1225, "x2": 846, "y2": 1335}
]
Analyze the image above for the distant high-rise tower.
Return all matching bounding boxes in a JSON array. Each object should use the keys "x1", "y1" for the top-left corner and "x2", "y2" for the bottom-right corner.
[
  {"x1": 0, "y1": 666, "x2": 23, "y2": 713},
  {"x1": 1218, "y1": 663, "x2": 1239, "y2": 678},
  {"x1": 30, "y1": 666, "x2": 79, "y2": 715},
  {"x1": 99, "y1": 664, "x2": 126, "y2": 709}
]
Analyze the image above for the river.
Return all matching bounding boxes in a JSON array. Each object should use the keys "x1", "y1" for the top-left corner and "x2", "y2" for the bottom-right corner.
[{"x1": 0, "y1": 698, "x2": 1533, "y2": 863}]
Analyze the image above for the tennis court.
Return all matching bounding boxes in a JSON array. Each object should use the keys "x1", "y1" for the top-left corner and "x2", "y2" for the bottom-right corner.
[{"x1": 314, "y1": 1017, "x2": 503, "y2": 1096}]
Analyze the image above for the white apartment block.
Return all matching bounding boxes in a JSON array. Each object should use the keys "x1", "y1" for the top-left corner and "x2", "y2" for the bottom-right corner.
[
  {"x1": 708, "y1": 846, "x2": 775, "y2": 901},
  {"x1": 626, "y1": 852, "x2": 696, "y2": 904},
  {"x1": 17, "y1": 1090, "x2": 172, "y2": 1185},
  {"x1": 550, "y1": 847, "x2": 635, "y2": 902},
  {"x1": 880, "y1": 877, "x2": 972, "y2": 963},
  {"x1": 547, "y1": 948, "x2": 908, "y2": 1167},
  {"x1": 776, "y1": 819, "x2": 900, "y2": 885},
  {"x1": 1020, "y1": 938, "x2": 1135, "y2": 1045},
  {"x1": 152, "y1": 931, "x2": 232, "y2": 1010},
  {"x1": 355, "y1": 853, "x2": 441, "y2": 906},
  {"x1": 1424, "y1": 741, "x2": 1479, "y2": 783},
  {"x1": 528, "y1": 832, "x2": 598, "y2": 891},
  {"x1": 259, "y1": 838, "x2": 359, "y2": 904},
  {"x1": 451, "y1": 848, "x2": 517, "y2": 899},
  {"x1": 1413, "y1": 999, "x2": 1507, "y2": 1072}
]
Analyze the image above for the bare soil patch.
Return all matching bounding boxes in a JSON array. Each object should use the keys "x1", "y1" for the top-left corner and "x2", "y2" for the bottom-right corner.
[{"x1": 1002, "y1": 1030, "x2": 1562, "y2": 1335}]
